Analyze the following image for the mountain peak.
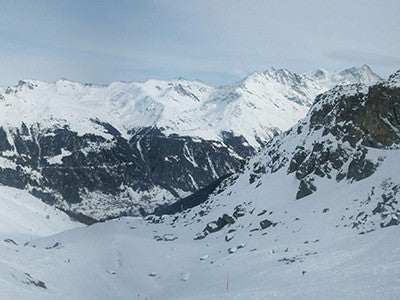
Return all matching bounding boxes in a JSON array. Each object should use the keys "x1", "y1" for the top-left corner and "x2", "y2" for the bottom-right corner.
[
  {"x1": 309, "y1": 68, "x2": 329, "y2": 79},
  {"x1": 0, "y1": 65, "x2": 383, "y2": 152},
  {"x1": 262, "y1": 67, "x2": 292, "y2": 77},
  {"x1": 337, "y1": 65, "x2": 381, "y2": 85},
  {"x1": 361, "y1": 63, "x2": 372, "y2": 70}
]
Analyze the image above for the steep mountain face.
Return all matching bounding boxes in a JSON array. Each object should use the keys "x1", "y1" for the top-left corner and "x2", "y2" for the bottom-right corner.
[
  {"x1": 193, "y1": 70, "x2": 400, "y2": 238},
  {"x1": 155, "y1": 69, "x2": 400, "y2": 240},
  {"x1": 1, "y1": 71, "x2": 399, "y2": 300},
  {"x1": 0, "y1": 65, "x2": 380, "y2": 218},
  {"x1": 245, "y1": 76, "x2": 400, "y2": 206}
]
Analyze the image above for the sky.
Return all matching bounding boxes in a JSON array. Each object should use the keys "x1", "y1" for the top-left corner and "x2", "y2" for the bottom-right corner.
[{"x1": 0, "y1": 0, "x2": 399, "y2": 86}]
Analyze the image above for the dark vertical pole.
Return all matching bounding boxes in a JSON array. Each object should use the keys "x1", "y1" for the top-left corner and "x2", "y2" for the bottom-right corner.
[{"x1": 227, "y1": 271, "x2": 229, "y2": 291}]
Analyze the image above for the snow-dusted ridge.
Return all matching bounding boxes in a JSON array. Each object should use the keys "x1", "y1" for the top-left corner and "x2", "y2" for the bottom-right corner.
[{"x1": 0, "y1": 65, "x2": 380, "y2": 149}]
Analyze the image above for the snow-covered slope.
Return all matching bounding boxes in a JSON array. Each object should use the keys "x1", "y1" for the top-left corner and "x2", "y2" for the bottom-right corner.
[
  {"x1": 0, "y1": 186, "x2": 82, "y2": 239},
  {"x1": 1, "y1": 214, "x2": 399, "y2": 299},
  {"x1": 0, "y1": 70, "x2": 398, "y2": 299},
  {"x1": 0, "y1": 65, "x2": 381, "y2": 218}
]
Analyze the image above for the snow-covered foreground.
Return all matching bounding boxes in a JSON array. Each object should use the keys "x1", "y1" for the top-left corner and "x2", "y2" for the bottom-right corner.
[
  {"x1": 1, "y1": 164, "x2": 400, "y2": 300},
  {"x1": 1, "y1": 218, "x2": 399, "y2": 299}
]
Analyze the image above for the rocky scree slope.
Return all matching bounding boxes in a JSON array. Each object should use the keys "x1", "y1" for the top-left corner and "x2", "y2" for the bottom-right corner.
[{"x1": 180, "y1": 70, "x2": 400, "y2": 242}]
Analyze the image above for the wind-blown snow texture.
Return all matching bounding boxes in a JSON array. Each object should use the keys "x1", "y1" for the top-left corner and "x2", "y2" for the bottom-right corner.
[
  {"x1": 0, "y1": 65, "x2": 380, "y2": 218},
  {"x1": 0, "y1": 70, "x2": 399, "y2": 299}
]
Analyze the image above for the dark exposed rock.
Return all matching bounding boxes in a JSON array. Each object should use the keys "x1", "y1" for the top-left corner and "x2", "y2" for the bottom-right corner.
[
  {"x1": 260, "y1": 219, "x2": 276, "y2": 229},
  {"x1": 0, "y1": 127, "x2": 12, "y2": 151},
  {"x1": 206, "y1": 214, "x2": 235, "y2": 233},
  {"x1": 311, "y1": 84, "x2": 400, "y2": 148},
  {"x1": 152, "y1": 173, "x2": 232, "y2": 216},
  {"x1": 221, "y1": 131, "x2": 255, "y2": 158},
  {"x1": 45, "y1": 242, "x2": 62, "y2": 249},
  {"x1": 129, "y1": 127, "x2": 245, "y2": 195},
  {"x1": 381, "y1": 218, "x2": 400, "y2": 228},
  {"x1": 237, "y1": 243, "x2": 246, "y2": 249},
  {"x1": 225, "y1": 234, "x2": 235, "y2": 242},
  {"x1": 22, "y1": 273, "x2": 47, "y2": 289},
  {"x1": 3, "y1": 238, "x2": 18, "y2": 245},
  {"x1": 195, "y1": 213, "x2": 236, "y2": 240},
  {"x1": 283, "y1": 81, "x2": 400, "y2": 199},
  {"x1": 233, "y1": 205, "x2": 246, "y2": 219},
  {"x1": 257, "y1": 209, "x2": 267, "y2": 216},
  {"x1": 347, "y1": 155, "x2": 376, "y2": 181},
  {"x1": 228, "y1": 247, "x2": 237, "y2": 254},
  {"x1": 278, "y1": 256, "x2": 303, "y2": 264},
  {"x1": 296, "y1": 179, "x2": 317, "y2": 200},
  {"x1": 346, "y1": 180, "x2": 400, "y2": 233}
]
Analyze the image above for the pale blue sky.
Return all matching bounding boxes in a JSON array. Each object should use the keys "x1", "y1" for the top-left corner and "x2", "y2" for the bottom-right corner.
[{"x1": 0, "y1": 0, "x2": 399, "y2": 86}]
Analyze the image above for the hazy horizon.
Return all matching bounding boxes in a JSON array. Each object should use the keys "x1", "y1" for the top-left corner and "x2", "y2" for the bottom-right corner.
[
  {"x1": 0, "y1": 0, "x2": 399, "y2": 86},
  {"x1": 0, "y1": 64, "x2": 388, "y2": 88}
]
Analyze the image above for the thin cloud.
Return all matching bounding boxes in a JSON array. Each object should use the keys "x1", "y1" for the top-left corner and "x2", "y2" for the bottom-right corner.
[
  {"x1": 0, "y1": 0, "x2": 399, "y2": 85},
  {"x1": 231, "y1": 69, "x2": 248, "y2": 78},
  {"x1": 326, "y1": 50, "x2": 400, "y2": 67}
]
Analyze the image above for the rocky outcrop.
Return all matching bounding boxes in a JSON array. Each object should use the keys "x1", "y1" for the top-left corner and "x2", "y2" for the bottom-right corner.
[{"x1": 244, "y1": 71, "x2": 400, "y2": 201}]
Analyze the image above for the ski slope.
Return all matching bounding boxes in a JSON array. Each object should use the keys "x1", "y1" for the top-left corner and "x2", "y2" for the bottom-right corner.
[
  {"x1": 0, "y1": 175, "x2": 399, "y2": 299},
  {"x1": 0, "y1": 186, "x2": 82, "y2": 239}
]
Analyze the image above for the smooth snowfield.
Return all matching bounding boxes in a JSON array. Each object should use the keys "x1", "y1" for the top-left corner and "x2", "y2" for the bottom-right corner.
[
  {"x1": 0, "y1": 186, "x2": 82, "y2": 239},
  {"x1": 1, "y1": 213, "x2": 399, "y2": 299}
]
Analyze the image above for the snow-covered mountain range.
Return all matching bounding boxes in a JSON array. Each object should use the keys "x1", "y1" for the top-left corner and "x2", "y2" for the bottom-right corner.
[
  {"x1": 0, "y1": 64, "x2": 380, "y2": 148},
  {"x1": 0, "y1": 65, "x2": 380, "y2": 218},
  {"x1": 0, "y1": 69, "x2": 399, "y2": 299}
]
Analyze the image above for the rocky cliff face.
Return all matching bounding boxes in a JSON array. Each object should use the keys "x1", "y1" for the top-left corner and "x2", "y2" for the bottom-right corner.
[
  {"x1": 217, "y1": 70, "x2": 400, "y2": 234},
  {"x1": 245, "y1": 80, "x2": 400, "y2": 200}
]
